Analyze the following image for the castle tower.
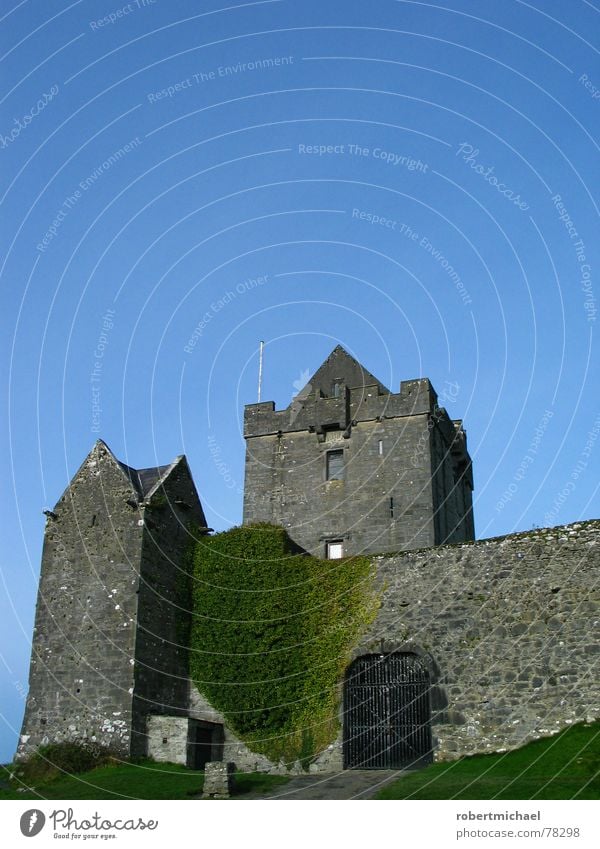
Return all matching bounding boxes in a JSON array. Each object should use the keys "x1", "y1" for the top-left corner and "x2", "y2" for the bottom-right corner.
[
  {"x1": 17, "y1": 440, "x2": 206, "y2": 760},
  {"x1": 243, "y1": 346, "x2": 474, "y2": 557}
]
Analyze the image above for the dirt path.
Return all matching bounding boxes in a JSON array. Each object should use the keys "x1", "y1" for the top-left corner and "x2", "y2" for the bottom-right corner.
[{"x1": 240, "y1": 770, "x2": 404, "y2": 800}]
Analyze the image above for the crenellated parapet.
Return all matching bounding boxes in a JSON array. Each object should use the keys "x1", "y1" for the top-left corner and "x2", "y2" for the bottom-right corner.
[{"x1": 243, "y1": 346, "x2": 474, "y2": 557}]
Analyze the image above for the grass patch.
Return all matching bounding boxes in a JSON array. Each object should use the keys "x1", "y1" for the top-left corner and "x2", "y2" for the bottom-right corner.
[
  {"x1": 376, "y1": 722, "x2": 600, "y2": 799},
  {"x1": 12, "y1": 741, "x2": 116, "y2": 785},
  {"x1": 0, "y1": 760, "x2": 289, "y2": 800}
]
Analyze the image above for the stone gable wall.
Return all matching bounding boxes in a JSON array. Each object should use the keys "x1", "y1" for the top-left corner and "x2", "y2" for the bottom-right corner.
[
  {"x1": 132, "y1": 460, "x2": 206, "y2": 757},
  {"x1": 17, "y1": 443, "x2": 143, "y2": 758}
]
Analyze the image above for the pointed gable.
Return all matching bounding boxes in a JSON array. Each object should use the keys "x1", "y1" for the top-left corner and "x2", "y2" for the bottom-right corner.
[
  {"x1": 118, "y1": 458, "x2": 177, "y2": 500},
  {"x1": 293, "y1": 345, "x2": 389, "y2": 402},
  {"x1": 50, "y1": 439, "x2": 136, "y2": 509},
  {"x1": 52, "y1": 440, "x2": 201, "y2": 513}
]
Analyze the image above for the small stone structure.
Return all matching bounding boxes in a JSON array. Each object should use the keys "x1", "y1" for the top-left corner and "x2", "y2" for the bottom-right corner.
[
  {"x1": 202, "y1": 762, "x2": 236, "y2": 799},
  {"x1": 188, "y1": 684, "x2": 278, "y2": 773}
]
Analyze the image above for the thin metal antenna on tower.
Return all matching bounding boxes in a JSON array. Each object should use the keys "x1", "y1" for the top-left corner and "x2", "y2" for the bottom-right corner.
[{"x1": 257, "y1": 340, "x2": 264, "y2": 402}]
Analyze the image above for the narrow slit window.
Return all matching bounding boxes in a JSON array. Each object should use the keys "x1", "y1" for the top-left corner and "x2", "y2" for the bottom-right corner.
[
  {"x1": 389, "y1": 497, "x2": 394, "y2": 518},
  {"x1": 326, "y1": 449, "x2": 344, "y2": 481}
]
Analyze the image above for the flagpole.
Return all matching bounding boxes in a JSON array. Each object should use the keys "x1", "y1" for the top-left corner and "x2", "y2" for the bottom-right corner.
[{"x1": 257, "y1": 340, "x2": 264, "y2": 402}]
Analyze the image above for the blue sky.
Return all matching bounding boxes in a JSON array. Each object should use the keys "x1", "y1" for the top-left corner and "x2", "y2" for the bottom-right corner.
[{"x1": 0, "y1": 0, "x2": 598, "y2": 762}]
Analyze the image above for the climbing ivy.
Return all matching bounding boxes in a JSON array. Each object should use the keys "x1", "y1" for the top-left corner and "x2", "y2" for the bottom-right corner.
[{"x1": 188, "y1": 524, "x2": 379, "y2": 766}]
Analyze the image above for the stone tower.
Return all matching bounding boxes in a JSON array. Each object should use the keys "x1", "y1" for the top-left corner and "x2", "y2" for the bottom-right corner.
[
  {"x1": 243, "y1": 345, "x2": 474, "y2": 557},
  {"x1": 17, "y1": 440, "x2": 206, "y2": 760}
]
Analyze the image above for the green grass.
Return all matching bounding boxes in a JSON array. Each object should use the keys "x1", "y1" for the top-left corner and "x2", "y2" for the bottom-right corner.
[
  {"x1": 0, "y1": 760, "x2": 289, "y2": 800},
  {"x1": 377, "y1": 722, "x2": 600, "y2": 799}
]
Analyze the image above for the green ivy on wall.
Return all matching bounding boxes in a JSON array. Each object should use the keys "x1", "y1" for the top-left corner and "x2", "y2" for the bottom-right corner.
[{"x1": 188, "y1": 524, "x2": 379, "y2": 766}]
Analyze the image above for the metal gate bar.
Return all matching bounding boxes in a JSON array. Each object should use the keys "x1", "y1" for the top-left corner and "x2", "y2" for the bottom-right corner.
[{"x1": 343, "y1": 653, "x2": 433, "y2": 769}]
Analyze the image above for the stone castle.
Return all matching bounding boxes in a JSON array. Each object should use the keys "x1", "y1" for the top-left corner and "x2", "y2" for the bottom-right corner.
[{"x1": 17, "y1": 346, "x2": 599, "y2": 772}]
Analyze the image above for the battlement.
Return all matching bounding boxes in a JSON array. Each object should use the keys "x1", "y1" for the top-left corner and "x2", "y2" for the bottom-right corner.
[
  {"x1": 243, "y1": 346, "x2": 474, "y2": 557},
  {"x1": 244, "y1": 377, "x2": 438, "y2": 437}
]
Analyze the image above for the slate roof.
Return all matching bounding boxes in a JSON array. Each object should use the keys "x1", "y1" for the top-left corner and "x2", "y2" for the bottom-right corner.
[{"x1": 117, "y1": 460, "x2": 174, "y2": 499}]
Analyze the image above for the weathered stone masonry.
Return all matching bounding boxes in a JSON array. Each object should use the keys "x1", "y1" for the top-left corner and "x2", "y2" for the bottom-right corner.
[
  {"x1": 360, "y1": 519, "x2": 600, "y2": 761},
  {"x1": 17, "y1": 440, "x2": 206, "y2": 760},
  {"x1": 141, "y1": 518, "x2": 600, "y2": 773},
  {"x1": 243, "y1": 345, "x2": 474, "y2": 557},
  {"x1": 16, "y1": 347, "x2": 599, "y2": 774}
]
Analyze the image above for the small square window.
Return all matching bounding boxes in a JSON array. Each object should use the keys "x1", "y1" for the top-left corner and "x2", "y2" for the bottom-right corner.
[
  {"x1": 326, "y1": 449, "x2": 344, "y2": 480},
  {"x1": 162, "y1": 737, "x2": 168, "y2": 745},
  {"x1": 326, "y1": 540, "x2": 344, "y2": 559}
]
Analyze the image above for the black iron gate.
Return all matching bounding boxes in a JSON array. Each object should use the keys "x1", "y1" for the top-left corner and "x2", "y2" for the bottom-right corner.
[{"x1": 343, "y1": 653, "x2": 433, "y2": 769}]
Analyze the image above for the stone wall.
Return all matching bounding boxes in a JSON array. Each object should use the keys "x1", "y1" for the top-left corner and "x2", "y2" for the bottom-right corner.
[
  {"x1": 243, "y1": 365, "x2": 474, "y2": 557},
  {"x1": 357, "y1": 519, "x2": 600, "y2": 760},
  {"x1": 146, "y1": 715, "x2": 189, "y2": 764},
  {"x1": 132, "y1": 458, "x2": 206, "y2": 757},
  {"x1": 17, "y1": 443, "x2": 206, "y2": 762},
  {"x1": 188, "y1": 683, "x2": 277, "y2": 773},
  {"x1": 17, "y1": 441, "x2": 143, "y2": 759},
  {"x1": 159, "y1": 519, "x2": 600, "y2": 774},
  {"x1": 243, "y1": 414, "x2": 440, "y2": 556},
  {"x1": 430, "y1": 417, "x2": 474, "y2": 544}
]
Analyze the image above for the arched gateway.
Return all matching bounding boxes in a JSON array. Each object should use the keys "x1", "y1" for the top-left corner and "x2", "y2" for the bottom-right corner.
[{"x1": 343, "y1": 653, "x2": 433, "y2": 769}]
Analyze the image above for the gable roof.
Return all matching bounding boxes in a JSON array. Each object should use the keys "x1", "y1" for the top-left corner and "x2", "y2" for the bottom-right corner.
[
  {"x1": 117, "y1": 459, "x2": 177, "y2": 500},
  {"x1": 293, "y1": 344, "x2": 389, "y2": 400},
  {"x1": 52, "y1": 440, "x2": 190, "y2": 509}
]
